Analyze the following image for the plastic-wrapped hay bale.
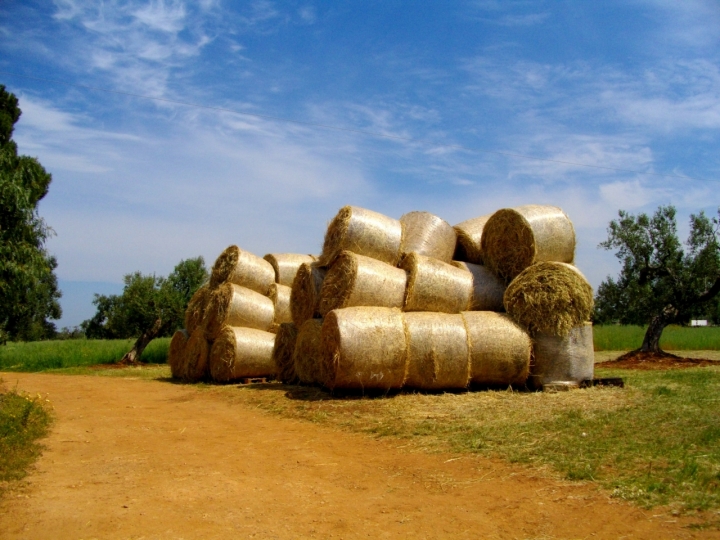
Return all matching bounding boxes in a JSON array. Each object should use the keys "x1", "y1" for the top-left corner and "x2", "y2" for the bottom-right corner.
[
  {"x1": 168, "y1": 329, "x2": 189, "y2": 379},
  {"x1": 453, "y1": 214, "x2": 491, "y2": 264},
  {"x1": 322, "y1": 307, "x2": 408, "y2": 391},
  {"x1": 531, "y1": 323, "x2": 594, "y2": 389},
  {"x1": 210, "y1": 245, "x2": 275, "y2": 294},
  {"x1": 503, "y1": 262, "x2": 593, "y2": 337},
  {"x1": 399, "y1": 211, "x2": 457, "y2": 263},
  {"x1": 403, "y1": 312, "x2": 470, "y2": 390},
  {"x1": 203, "y1": 283, "x2": 275, "y2": 340},
  {"x1": 461, "y1": 311, "x2": 532, "y2": 386},
  {"x1": 184, "y1": 284, "x2": 212, "y2": 335},
  {"x1": 269, "y1": 283, "x2": 293, "y2": 325},
  {"x1": 272, "y1": 323, "x2": 299, "y2": 384},
  {"x1": 481, "y1": 205, "x2": 576, "y2": 282},
  {"x1": 263, "y1": 253, "x2": 317, "y2": 286},
  {"x1": 318, "y1": 206, "x2": 403, "y2": 267},
  {"x1": 319, "y1": 251, "x2": 407, "y2": 316},
  {"x1": 401, "y1": 253, "x2": 473, "y2": 314},
  {"x1": 290, "y1": 263, "x2": 327, "y2": 327},
  {"x1": 293, "y1": 319, "x2": 326, "y2": 386},
  {"x1": 209, "y1": 326, "x2": 277, "y2": 383},
  {"x1": 452, "y1": 261, "x2": 506, "y2": 312},
  {"x1": 184, "y1": 327, "x2": 210, "y2": 382}
]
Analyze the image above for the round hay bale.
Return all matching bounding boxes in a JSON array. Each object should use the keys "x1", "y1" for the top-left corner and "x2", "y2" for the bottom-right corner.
[
  {"x1": 452, "y1": 261, "x2": 506, "y2": 312},
  {"x1": 263, "y1": 253, "x2": 317, "y2": 286},
  {"x1": 269, "y1": 283, "x2": 293, "y2": 325},
  {"x1": 272, "y1": 322, "x2": 299, "y2": 384},
  {"x1": 319, "y1": 251, "x2": 407, "y2": 316},
  {"x1": 322, "y1": 307, "x2": 408, "y2": 391},
  {"x1": 168, "y1": 329, "x2": 189, "y2": 379},
  {"x1": 209, "y1": 326, "x2": 277, "y2": 383},
  {"x1": 184, "y1": 327, "x2": 210, "y2": 382},
  {"x1": 461, "y1": 311, "x2": 532, "y2": 386},
  {"x1": 503, "y1": 262, "x2": 593, "y2": 337},
  {"x1": 399, "y1": 211, "x2": 457, "y2": 263},
  {"x1": 481, "y1": 205, "x2": 576, "y2": 282},
  {"x1": 453, "y1": 214, "x2": 491, "y2": 264},
  {"x1": 210, "y1": 245, "x2": 275, "y2": 294},
  {"x1": 184, "y1": 284, "x2": 212, "y2": 335},
  {"x1": 290, "y1": 263, "x2": 327, "y2": 326},
  {"x1": 318, "y1": 206, "x2": 403, "y2": 267},
  {"x1": 531, "y1": 323, "x2": 594, "y2": 389},
  {"x1": 402, "y1": 253, "x2": 473, "y2": 313},
  {"x1": 293, "y1": 319, "x2": 326, "y2": 386},
  {"x1": 203, "y1": 283, "x2": 275, "y2": 340},
  {"x1": 403, "y1": 312, "x2": 470, "y2": 390}
]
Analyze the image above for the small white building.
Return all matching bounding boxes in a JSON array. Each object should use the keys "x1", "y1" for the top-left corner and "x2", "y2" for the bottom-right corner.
[{"x1": 690, "y1": 320, "x2": 708, "y2": 327}]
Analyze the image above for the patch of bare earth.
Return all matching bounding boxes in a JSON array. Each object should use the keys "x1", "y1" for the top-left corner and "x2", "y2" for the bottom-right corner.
[
  {"x1": 602, "y1": 351, "x2": 719, "y2": 370},
  {"x1": 0, "y1": 372, "x2": 717, "y2": 539}
]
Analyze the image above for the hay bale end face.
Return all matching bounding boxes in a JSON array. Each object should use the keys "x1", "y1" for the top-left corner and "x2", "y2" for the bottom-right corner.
[
  {"x1": 290, "y1": 263, "x2": 327, "y2": 326},
  {"x1": 293, "y1": 318, "x2": 326, "y2": 386},
  {"x1": 452, "y1": 261, "x2": 506, "y2": 312},
  {"x1": 263, "y1": 253, "x2": 317, "y2": 286},
  {"x1": 481, "y1": 205, "x2": 576, "y2": 282},
  {"x1": 322, "y1": 307, "x2": 408, "y2": 391},
  {"x1": 399, "y1": 211, "x2": 457, "y2": 263},
  {"x1": 404, "y1": 312, "x2": 470, "y2": 390},
  {"x1": 453, "y1": 214, "x2": 491, "y2": 264},
  {"x1": 532, "y1": 322, "x2": 594, "y2": 389},
  {"x1": 319, "y1": 251, "x2": 407, "y2": 316},
  {"x1": 272, "y1": 322, "x2": 299, "y2": 384},
  {"x1": 184, "y1": 284, "x2": 212, "y2": 335},
  {"x1": 203, "y1": 283, "x2": 275, "y2": 340},
  {"x1": 209, "y1": 326, "x2": 277, "y2": 382},
  {"x1": 184, "y1": 327, "x2": 210, "y2": 382},
  {"x1": 503, "y1": 261, "x2": 593, "y2": 337},
  {"x1": 402, "y1": 253, "x2": 473, "y2": 313},
  {"x1": 318, "y1": 206, "x2": 403, "y2": 267},
  {"x1": 210, "y1": 245, "x2": 275, "y2": 294},
  {"x1": 269, "y1": 283, "x2": 293, "y2": 325},
  {"x1": 168, "y1": 329, "x2": 189, "y2": 379}
]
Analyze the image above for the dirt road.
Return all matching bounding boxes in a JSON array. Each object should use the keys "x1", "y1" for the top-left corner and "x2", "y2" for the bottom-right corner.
[{"x1": 0, "y1": 373, "x2": 715, "y2": 539}]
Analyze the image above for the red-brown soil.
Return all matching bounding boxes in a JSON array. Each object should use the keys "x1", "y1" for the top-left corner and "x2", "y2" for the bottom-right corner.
[
  {"x1": 604, "y1": 351, "x2": 719, "y2": 370},
  {"x1": 0, "y1": 372, "x2": 717, "y2": 539}
]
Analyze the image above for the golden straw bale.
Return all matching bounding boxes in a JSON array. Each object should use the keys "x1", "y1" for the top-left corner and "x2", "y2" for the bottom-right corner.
[
  {"x1": 403, "y1": 312, "x2": 470, "y2": 390},
  {"x1": 481, "y1": 205, "x2": 576, "y2": 282},
  {"x1": 503, "y1": 262, "x2": 593, "y2": 337},
  {"x1": 203, "y1": 283, "x2": 275, "y2": 340},
  {"x1": 322, "y1": 307, "x2": 408, "y2": 391},
  {"x1": 184, "y1": 284, "x2": 212, "y2": 334},
  {"x1": 453, "y1": 214, "x2": 490, "y2": 264},
  {"x1": 452, "y1": 261, "x2": 506, "y2": 312},
  {"x1": 402, "y1": 253, "x2": 473, "y2": 313},
  {"x1": 290, "y1": 263, "x2": 327, "y2": 326},
  {"x1": 209, "y1": 326, "x2": 277, "y2": 383},
  {"x1": 210, "y1": 245, "x2": 275, "y2": 294},
  {"x1": 168, "y1": 329, "x2": 189, "y2": 379},
  {"x1": 184, "y1": 327, "x2": 210, "y2": 382},
  {"x1": 269, "y1": 283, "x2": 293, "y2": 325},
  {"x1": 272, "y1": 323, "x2": 299, "y2": 384},
  {"x1": 293, "y1": 319, "x2": 326, "y2": 386},
  {"x1": 263, "y1": 253, "x2": 317, "y2": 286},
  {"x1": 399, "y1": 211, "x2": 457, "y2": 263},
  {"x1": 531, "y1": 322, "x2": 594, "y2": 389},
  {"x1": 461, "y1": 311, "x2": 532, "y2": 386},
  {"x1": 319, "y1": 251, "x2": 407, "y2": 315},
  {"x1": 318, "y1": 206, "x2": 403, "y2": 267}
]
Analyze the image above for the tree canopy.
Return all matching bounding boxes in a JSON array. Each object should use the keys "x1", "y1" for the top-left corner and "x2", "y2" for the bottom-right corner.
[
  {"x1": 595, "y1": 205, "x2": 720, "y2": 352},
  {"x1": 0, "y1": 85, "x2": 61, "y2": 342}
]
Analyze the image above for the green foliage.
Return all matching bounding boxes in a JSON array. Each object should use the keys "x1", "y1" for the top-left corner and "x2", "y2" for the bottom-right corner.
[
  {"x1": 593, "y1": 325, "x2": 720, "y2": 351},
  {"x1": 0, "y1": 85, "x2": 61, "y2": 342}
]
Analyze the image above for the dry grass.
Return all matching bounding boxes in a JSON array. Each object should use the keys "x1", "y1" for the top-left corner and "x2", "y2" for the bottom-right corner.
[
  {"x1": 210, "y1": 245, "x2": 275, "y2": 294},
  {"x1": 290, "y1": 263, "x2": 326, "y2": 327},
  {"x1": 209, "y1": 326, "x2": 276, "y2": 383},
  {"x1": 272, "y1": 323, "x2": 299, "y2": 384},
  {"x1": 401, "y1": 253, "x2": 473, "y2": 313},
  {"x1": 168, "y1": 329, "x2": 189, "y2": 379},
  {"x1": 399, "y1": 211, "x2": 457, "y2": 263},
  {"x1": 184, "y1": 285, "x2": 212, "y2": 334},
  {"x1": 203, "y1": 283, "x2": 275, "y2": 339},
  {"x1": 263, "y1": 253, "x2": 316, "y2": 286},
  {"x1": 453, "y1": 214, "x2": 490, "y2": 264}
]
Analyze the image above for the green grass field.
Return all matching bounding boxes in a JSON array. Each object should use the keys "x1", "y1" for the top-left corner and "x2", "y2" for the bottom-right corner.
[{"x1": 593, "y1": 324, "x2": 720, "y2": 351}]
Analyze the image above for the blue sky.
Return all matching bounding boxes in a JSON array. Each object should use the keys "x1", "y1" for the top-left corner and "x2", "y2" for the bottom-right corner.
[{"x1": 2, "y1": 0, "x2": 719, "y2": 328}]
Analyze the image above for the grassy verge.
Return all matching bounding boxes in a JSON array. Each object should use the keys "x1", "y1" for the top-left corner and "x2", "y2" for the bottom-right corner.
[{"x1": 594, "y1": 325, "x2": 720, "y2": 351}]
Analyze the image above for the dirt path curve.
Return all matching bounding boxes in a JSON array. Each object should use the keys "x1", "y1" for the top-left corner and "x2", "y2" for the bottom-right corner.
[{"x1": 0, "y1": 373, "x2": 714, "y2": 540}]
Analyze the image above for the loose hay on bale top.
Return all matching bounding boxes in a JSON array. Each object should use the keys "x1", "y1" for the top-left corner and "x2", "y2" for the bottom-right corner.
[
  {"x1": 461, "y1": 311, "x2": 532, "y2": 386},
  {"x1": 184, "y1": 327, "x2": 210, "y2": 382},
  {"x1": 272, "y1": 322, "x2": 299, "y2": 384},
  {"x1": 209, "y1": 326, "x2": 276, "y2": 383},
  {"x1": 503, "y1": 261, "x2": 593, "y2": 337},
  {"x1": 401, "y1": 253, "x2": 473, "y2": 313},
  {"x1": 263, "y1": 253, "x2": 317, "y2": 286},
  {"x1": 399, "y1": 211, "x2": 457, "y2": 263},
  {"x1": 453, "y1": 214, "x2": 491, "y2": 264},
  {"x1": 319, "y1": 251, "x2": 407, "y2": 316},
  {"x1": 269, "y1": 283, "x2": 293, "y2": 325},
  {"x1": 203, "y1": 283, "x2": 275, "y2": 340},
  {"x1": 210, "y1": 245, "x2": 275, "y2": 294},
  {"x1": 318, "y1": 206, "x2": 403, "y2": 267},
  {"x1": 290, "y1": 263, "x2": 327, "y2": 327},
  {"x1": 184, "y1": 284, "x2": 212, "y2": 335},
  {"x1": 481, "y1": 205, "x2": 576, "y2": 282},
  {"x1": 452, "y1": 261, "x2": 506, "y2": 312},
  {"x1": 322, "y1": 307, "x2": 408, "y2": 391},
  {"x1": 293, "y1": 318, "x2": 326, "y2": 386},
  {"x1": 531, "y1": 322, "x2": 594, "y2": 390},
  {"x1": 403, "y1": 312, "x2": 470, "y2": 390},
  {"x1": 168, "y1": 329, "x2": 189, "y2": 379}
]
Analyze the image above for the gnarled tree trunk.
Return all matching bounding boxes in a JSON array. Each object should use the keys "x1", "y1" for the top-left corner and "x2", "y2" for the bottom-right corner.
[
  {"x1": 119, "y1": 318, "x2": 164, "y2": 365},
  {"x1": 639, "y1": 304, "x2": 678, "y2": 353}
]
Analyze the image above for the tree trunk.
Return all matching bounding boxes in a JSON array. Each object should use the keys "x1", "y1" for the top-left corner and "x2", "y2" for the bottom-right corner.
[
  {"x1": 119, "y1": 318, "x2": 164, "y2": 365},
  {"x1": 639, "y1": 305, "x2": 678, "y2": 353}
]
